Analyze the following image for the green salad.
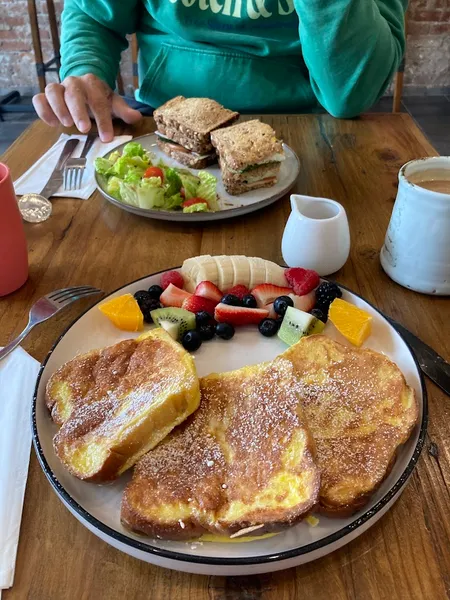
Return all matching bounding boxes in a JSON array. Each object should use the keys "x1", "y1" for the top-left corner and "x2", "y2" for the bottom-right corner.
[{"x1": 94, "y1": 141, "x2": 219, "y2": 213}]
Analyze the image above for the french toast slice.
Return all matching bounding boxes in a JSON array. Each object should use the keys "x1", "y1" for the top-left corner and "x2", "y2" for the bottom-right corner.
[
  {"x1": 281, "y1": 335, "x2": 419, "y2": 515},
  {"x1": 121, "y1": 359, "x2": 320, "y2": 540},
  {"x1": 45, "y1": 329, "x2": 200, "y2": 482}
]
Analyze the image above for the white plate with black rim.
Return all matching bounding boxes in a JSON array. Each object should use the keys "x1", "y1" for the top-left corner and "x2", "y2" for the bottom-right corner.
[
  {"x1": 94, "y1": 133, "x2": 300, "y2": 222},
  {"x1": 32, "y1": 268, "x2": 427, "y2": 576}
]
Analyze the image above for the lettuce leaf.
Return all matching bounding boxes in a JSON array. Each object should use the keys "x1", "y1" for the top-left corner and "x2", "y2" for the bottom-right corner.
[
  {"x1": 119, "y1": 182, "x2": 138, "y2": 207},
  {"x1": 106, "y1": 176, "x2": 122, "y2": 200},
  {"x1": 196, "y1": 171, "x2": 219, "y2": 211},
  {"x1": 137, "y1": 177, "x2": 165, "y2": 209},
  {"x1": 164, "y1": 193, "x2": 184, "y2": 210},
  {"x1": 94, "y1": 157, "x2": 114, "y2": 175},
  {"x1": 183, "y1": 202, "x2": 209, "y2": 213},
  {"x1": 163, "y1": 167, "x2": 182, "y2": 198},
  {"x1": 122, "y1": 142, "x2": 145, "y2": 158},
  {"x1": 179, "y1": 172, "x2": 200, "y2": 200}
]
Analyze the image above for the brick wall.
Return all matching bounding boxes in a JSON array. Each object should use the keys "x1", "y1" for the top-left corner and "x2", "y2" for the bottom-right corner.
[{"x1": 0, "y1": 0, "x2": 449, "y2": 97}]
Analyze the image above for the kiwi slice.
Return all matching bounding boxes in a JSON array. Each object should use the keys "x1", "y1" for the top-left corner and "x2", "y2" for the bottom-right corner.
[
  {"x1": 278, "y1": 306, "x2": 325, "y2": 346},
  {"x1": 150, "y1": 307, "x2": 196, "y2": 341}
]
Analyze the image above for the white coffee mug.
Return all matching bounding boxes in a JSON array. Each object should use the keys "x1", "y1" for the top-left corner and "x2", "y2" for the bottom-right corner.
[{"x1": 380, "y1": 156, "x2": 450, "y2": 295}]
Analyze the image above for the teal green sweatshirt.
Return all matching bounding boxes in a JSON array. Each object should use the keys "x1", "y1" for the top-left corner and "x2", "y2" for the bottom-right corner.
[{"x1": 60, "y1": 0, "x2": 407, "y2": 117}]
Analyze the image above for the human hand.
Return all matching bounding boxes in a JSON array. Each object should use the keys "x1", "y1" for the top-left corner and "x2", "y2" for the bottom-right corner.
[{"x1": 32, "y1": 73, "x2": 142, "y2": 142}]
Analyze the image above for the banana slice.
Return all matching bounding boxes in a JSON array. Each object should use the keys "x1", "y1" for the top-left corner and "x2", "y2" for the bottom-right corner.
[
  {"x1": 249, "y1": 257, "x2": 267, "y2": 289},
  {"x1": 197, "y1": 256, "x2": 219, "y2": 287},
  {"x1": 182, "y1": 255, "x2": 211, "y2": 291},
  {"x1": 214, "y1": 255, "x2": 234, "y2": 291},
  {"x1": 265, "y1": 260, "x2": 288, "y2": 287},
  {"x1": 231, "y1": 256, "x2": 251, "y2": 288}
]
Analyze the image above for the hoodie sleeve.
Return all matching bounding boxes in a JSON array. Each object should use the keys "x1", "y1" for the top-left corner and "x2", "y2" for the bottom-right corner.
[
  {"x1": 294, "y1": 0, "x2": 407, "y2": 118},
  {"x1": 60, "y1": 0, "x2": 138, "y2": 90}
]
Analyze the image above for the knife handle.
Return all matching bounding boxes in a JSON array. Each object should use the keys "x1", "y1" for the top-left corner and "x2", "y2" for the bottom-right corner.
[
  {"x1": 80, "y1": 133, "x2": 97, "y2": 159},
  {"x1": 54, "y1": 139, "x2": 79, "y2": 171}
]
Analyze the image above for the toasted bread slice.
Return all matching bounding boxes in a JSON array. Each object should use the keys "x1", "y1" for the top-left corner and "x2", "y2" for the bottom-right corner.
[
  {"x1": 154, "y1": 96, "x2": 239, "y2": 154},
  {"x1": 46, "y1": 329, "x2": 200, "y2": 482},
  {"x1": 156, "y1": 139, "x2": 217, "y2": 170},
  {"x1": 121, "y1": 358, "x2": 320, "y2": 540},
  {"x1": 281, "y1": 335, "x2": 419, "y2": 515},
  {"x1": 211, "y1": 120, "x2": 284, "y2": 173}
]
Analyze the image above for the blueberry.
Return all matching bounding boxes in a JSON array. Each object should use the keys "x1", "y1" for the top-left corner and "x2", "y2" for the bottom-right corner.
[
  {"x1": 148, "y1": 284, "x2": 163, "y2": 299},
  {"x1": 315, "y1": 282, "x2": 342, "y2": 310},
  {"x1": 273, "y1": 295, "x2": 294, "y2": 316},
  {"x1": 242, "y1": 294, "x2": 257, "y2": 308},
  {"x1": 258, "y1": 318, "x2": 279, "y2": 337},
  {"x1": 198, "y1": 324, "x2": 215, "y2": 341},
  {"x1": 215, "y1": 322, "x2": 235, "y2": 340},
  {"x1": 182, "y1": 330, "x2": 202, "y2": 352},
  {"x1": 311, "y1": 308, "x2": 327, "y2": 323},
  {"x1": 195, "y1": 311, "x2": 213, "y2": 326},
  {"x1": 139, "y1": 298, "x2": 161, "y2": 323},
  {"x1": 221, "y1": 294, "x2": 241, "y2": 306},
  {"x1": 134, "y1": 290, "x2": 150, "y2": 304}
]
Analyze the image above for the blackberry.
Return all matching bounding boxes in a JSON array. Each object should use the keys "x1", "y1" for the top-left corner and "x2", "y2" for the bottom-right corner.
[
  {"x1": 315, "y1": 282, "x2": 342, "y2": 311},
  {"x1": 139, "y1": 297, "x2": 161, "y2": 323}
]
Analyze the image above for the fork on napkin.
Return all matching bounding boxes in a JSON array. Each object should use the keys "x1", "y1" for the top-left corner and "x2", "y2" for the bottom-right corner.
[
  {"x1": 0, "y1": 347, "x2": 40, "y2": 597},
  {"x1": 13, "y1": 133, "x2": 132, "y2": 200}
]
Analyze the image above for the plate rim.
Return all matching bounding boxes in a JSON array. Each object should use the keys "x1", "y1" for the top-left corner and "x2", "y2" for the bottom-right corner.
[
  {"x1": 31, "y1": 268, "x2": 428, "y2": 566},
  {"x1": 94, "y1": 133, "x2": 300, "y2": 222}
]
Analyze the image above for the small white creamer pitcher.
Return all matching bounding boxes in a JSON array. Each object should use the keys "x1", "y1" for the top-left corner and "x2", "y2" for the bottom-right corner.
[
  {"x1": 380, "y1": 156, "x2": 450, "y2": 295},
  {"x1": 282, "y1": 195, "x2": 350, "y2": 276}
]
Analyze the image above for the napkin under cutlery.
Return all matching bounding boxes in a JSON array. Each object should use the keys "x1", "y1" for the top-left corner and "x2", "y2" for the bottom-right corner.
[
  {"x1": 14, "y1": 133, "x2": 132, "y2": 200},
  {"x1": 0, "y1": 347, "x2": 40, "y2": 597}
]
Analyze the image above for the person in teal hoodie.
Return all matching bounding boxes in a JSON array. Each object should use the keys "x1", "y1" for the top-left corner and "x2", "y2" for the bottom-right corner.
[{"x1": 33, "y1": 0, "x2": 407, "y2": 143}]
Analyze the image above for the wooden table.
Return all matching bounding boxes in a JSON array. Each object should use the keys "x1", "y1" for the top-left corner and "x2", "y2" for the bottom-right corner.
[{"x1": 1, "y1": 114, "x2": 449, "y2": 600}]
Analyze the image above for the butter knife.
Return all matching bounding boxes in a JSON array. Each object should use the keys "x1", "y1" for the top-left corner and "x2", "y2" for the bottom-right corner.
[
  {"x1": 40, "y1": 139, "x2": 79, "y2": 198},
  {"x1": 386, "y1": 316, "x2": 450, "y2": 396}
]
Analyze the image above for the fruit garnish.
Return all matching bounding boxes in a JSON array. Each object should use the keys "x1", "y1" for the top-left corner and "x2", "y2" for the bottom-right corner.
[
  {"x1": 289, "y1": 290, "x2": 316, "y2": 313},
  {"x1": 98, "y1": 294, "x2": 144, "y2": 332},
  {"x1": 315, "y1": 281, "x2": 342, "y2": 312},
  {"x1": 227, "y1": 285, "x2": 249, "y2": 300},
  {"x1": 160, "y1": 270, "x2": 184, "y2": 290},
  {"x1": 195, "y1": 281, "x2": 223, "y2": 304},
  {"x1": 215, "y1": 322, "x2": 235, "y2": 340},
  {"x1": 195, "y1": 310, "x2": 214, "y2": 326},
  {"x1": 148, "y1": 284, "x2": 163, "y2": 299},
  {"x1": 273, "y1": 295, "x2": 294, "y2": 316},
  {"x1": 214, "y1": 303, "x2": 269, "y2": 326},
  {"x1": 182, "y1": 330, "x2": 202, "y2": 352},
  {"x1": 251, "y1": 284, "x2": 292, "y2": 307},
  {"x1": 150, "y1": 307, "x2": 196, "y2": 341},
  {"x1": 278, "y1": 306, "x2": 325, "y2": 346},
  {"x1": 144, "y1": 166, "x2": 164, "y2": 182},
  {"x1": 266, "y1": 303, "x2": 277, "y2": 319},
  {"x1": 160, "y1": 284, "x2": 192, "y2": 308},
  {"x1": 258, "y1": 318, "x2": 279, "y2": 337},
  {"x1": 182, "y1": 294, "x2": 217, "y2": 315},
  {"x1": 242, "y1": 294, "x2": 257, "y2": 308},
  {"x1": 198, "y1": 324, "x2": 215, "y2": 341},
  {"x1": 285, "y1": 268, "x2": 320, "y2": 296},
  {"x1": 328, "y1": 298, "x2": 372, "y2": 347},
  {"x1": 221, "y1": 294, "x2": 241, "y2": 306},
  {"x1": 182, "y1": 197, "x2": 209, "y2": 209}
]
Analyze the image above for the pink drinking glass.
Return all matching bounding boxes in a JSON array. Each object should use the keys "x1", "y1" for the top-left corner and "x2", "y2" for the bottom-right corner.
[{"x1": 0, "y1": 163, "x2": 28, "y2": 296}]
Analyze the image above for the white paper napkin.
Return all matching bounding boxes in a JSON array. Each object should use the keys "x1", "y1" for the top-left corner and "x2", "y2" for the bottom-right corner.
[
  {"x1": 13, "y1": 133, "x2": 132, "y2": 200},
  {"x1": 0, "y1": 347, "x2": 40, "y2": 596}
]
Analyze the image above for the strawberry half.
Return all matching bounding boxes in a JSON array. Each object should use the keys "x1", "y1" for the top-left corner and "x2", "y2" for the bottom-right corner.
[
  {"x1": 160, "y1": 284, "x2": 192, "y2": 308},
  {"x1": 182, "y1": 295, "x2": 217, "y2": 315},
  {"x1": 285, "y1": 268, "x2": 320, "y2": 296},
  {"x1": 160, "y1": 270, "x2": 184, "y2": 290},
  {"x1": 214, "y1": 303, "x2": 269, "y2": 326},
  {"x1": 251, "y1": 284, "x2": 293, "y2": 307},
  {"x1": 227, "y1": 285, "x2": 249, "y2": 300},
  {"x1": 195, "y1": 281, "x2": 223, "y2": 304},
  {"x1": 289, "y1": 291, "x2": 316, "y2": 312}
]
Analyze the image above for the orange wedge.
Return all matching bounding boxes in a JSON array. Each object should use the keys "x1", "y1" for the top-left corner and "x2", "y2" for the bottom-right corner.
[
  {"x1": 328, "y1": 298, "x2": 372, "y2": 347},
  {"x1": 98, "y1": 293, "x2": 143, "y2": 332}
]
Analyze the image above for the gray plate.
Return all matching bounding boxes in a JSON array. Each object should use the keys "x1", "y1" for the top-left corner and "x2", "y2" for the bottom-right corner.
[{"x1": 94, "y1": 133, "x2": 300, "y2": 222}]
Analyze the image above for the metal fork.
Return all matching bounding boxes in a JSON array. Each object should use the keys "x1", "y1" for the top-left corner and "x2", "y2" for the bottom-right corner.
[
  {"x1": 0, "y1": 285, "x2": 103, "y2": 362},
  {"x1": 63, "y1": 133, "x2": 97, "y2": 191}
]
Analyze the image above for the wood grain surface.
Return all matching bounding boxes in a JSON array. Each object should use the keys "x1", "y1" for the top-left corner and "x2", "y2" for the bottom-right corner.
[{"x1": 1, "y1": 114, "x2": 449, "y2": 600}]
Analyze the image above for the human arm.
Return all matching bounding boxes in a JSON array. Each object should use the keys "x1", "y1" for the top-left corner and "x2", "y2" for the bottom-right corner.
[
  {"x1": 295, "y1": 0, "x2": 407, "y2": 118},
  {"x1": 32, "y1": 0, "x2": 142, "y2": 141}
]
